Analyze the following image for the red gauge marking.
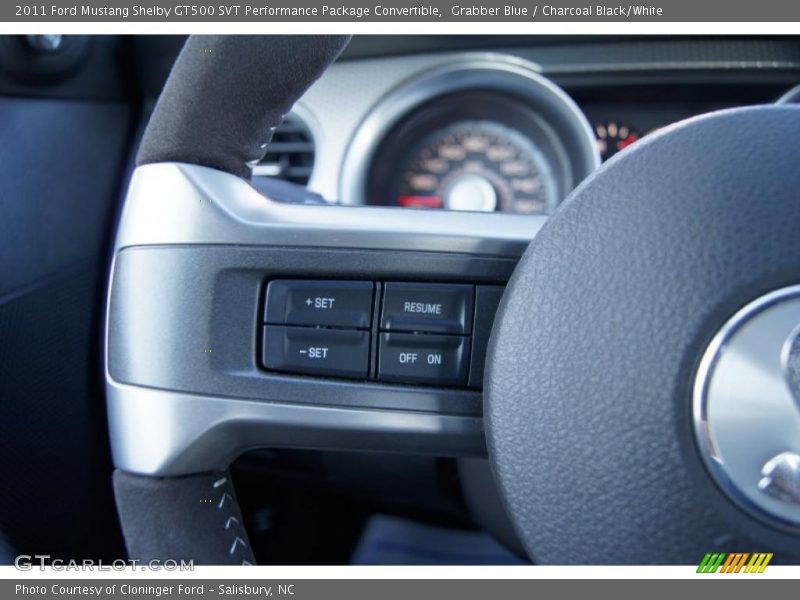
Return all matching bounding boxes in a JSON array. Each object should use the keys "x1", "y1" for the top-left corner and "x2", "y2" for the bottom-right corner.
[
  {"x1": 397, "y1": 195, "x2": 443, "y2": 208},
  {"x1": 617, "y1": 134, "x2": 639, "y2": 151}
]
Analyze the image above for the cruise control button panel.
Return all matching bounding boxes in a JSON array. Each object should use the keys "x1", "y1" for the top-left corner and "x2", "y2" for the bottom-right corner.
[
  {"x1": 378, "y1": 333, "x2": 469, "y2": 386},
  {"x1": 260, "y1": 279, "x2": 501, "y2": 388},
  {"x1": 263, "y1": 325, "x2": 369, "y2": 379},
  {"x1": 381, "y1": 283, "x2": 473, "y2": 334},
  {"x1": 265, "y1": 280, "x2": 374, "y2": 329}
]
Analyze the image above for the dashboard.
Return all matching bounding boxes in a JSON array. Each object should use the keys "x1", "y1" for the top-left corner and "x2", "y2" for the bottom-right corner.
[{"x1": 271, "y1": 37, "x2": 800, "y2": 215}]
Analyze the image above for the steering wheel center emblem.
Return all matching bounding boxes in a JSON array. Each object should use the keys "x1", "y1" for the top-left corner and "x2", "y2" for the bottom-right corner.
[
  {"x1": 694, "y1": 286, "x2": 800, "y2": 529},
  {"x1": 759, "y1": 451, "x2": 800, "y2": 505},
  {"x1": 786, "y1": 329, "x2": 800, "y2": 413}
]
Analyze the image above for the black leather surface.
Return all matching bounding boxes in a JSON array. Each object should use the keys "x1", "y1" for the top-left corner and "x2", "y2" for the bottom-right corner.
[
  {"x1": 136, "y1": 35, "x2": 349, "y2": 178},
  {"x1": 0, "y1": 96, "x2": 129, "y2": 560},
  {"x1": 485, "y1": 105, "x2": 800, "y2": 564},
  {"x1": 0, "y1": 531, "x2": 15, "y2": 565},
  {"x1": 114, "y1": 470, "x2": 255, "y2": 566}
]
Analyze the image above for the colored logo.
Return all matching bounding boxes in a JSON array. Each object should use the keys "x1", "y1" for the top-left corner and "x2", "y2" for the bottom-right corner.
[{"x1": 697, "y1": 553, "x2": 773, "y2": 573}]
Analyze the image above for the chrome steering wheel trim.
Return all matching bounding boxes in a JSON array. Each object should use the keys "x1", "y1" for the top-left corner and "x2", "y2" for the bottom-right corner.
[{"x1": 694, "y1": 285, "x2": 800, "y2": 531}]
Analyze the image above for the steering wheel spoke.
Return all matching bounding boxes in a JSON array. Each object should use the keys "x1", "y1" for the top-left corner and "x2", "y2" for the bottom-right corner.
[{"x1": 108, "y1": 162, "x2": 543, "y2": 476}]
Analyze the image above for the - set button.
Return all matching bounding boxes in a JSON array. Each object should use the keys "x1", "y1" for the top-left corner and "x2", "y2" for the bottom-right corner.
[
  {"x1": 262, "y1": 325, "x2": 369, "y2": 379},
  {"x1": 265, "y1": 280, "x2": 374, "y2": 329},
  {"x1": 381, "y1": 283, "x2": 473, "y2": 334},
  {"x1": 378, "y1": 332, "x2": 470, "y2": 386}
]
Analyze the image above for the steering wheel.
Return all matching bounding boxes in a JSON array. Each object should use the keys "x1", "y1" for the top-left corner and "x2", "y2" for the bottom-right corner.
[{"x1": 108, "y1": 35, "x2": 800, "y2": 565}]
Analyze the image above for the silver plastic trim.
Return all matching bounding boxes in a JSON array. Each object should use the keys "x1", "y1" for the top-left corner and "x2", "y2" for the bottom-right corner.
[
  {"x1": 107, "y1": 380, "x2": 485, "y2": 477},
  {"x1": 777, "y1": 83, "x2": 800, "y2": 104},
  {"x1": 108, "y1": 162, "x2": 542, "y2": 475},
  {"x1": 694, "y1": 285, "x2": 800, "y2": 530},
  {"x1": 338, "y1": 54, "x2": 601, "y2": 207},
  {"x1": 114, "y1": 163, "x2": 542, "y2": 255},
  {"x1": 546, "y1": 60, "x2": 800, "y2": 75}
]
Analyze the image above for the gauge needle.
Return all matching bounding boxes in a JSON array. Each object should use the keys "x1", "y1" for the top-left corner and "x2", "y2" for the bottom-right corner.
[
  {"x1": 617, "y1": 134, "x2": 639, "y2": 151},
  {"x1": 397, "y1": 195, "x2": 443, "y2": 208}
]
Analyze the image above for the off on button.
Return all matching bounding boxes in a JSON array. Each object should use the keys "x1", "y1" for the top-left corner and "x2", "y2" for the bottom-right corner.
[{"x1": 378, "y1": 332, "x2": 469, "y2": 386}]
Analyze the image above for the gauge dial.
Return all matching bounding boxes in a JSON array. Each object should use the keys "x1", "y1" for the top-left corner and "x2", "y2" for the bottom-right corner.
[
  {"x1": 395, "y1": 121, "x2": 559, "y2": 215},
  {"x1": 595, "y1": 122, "x2": 640, "y2": 160}
]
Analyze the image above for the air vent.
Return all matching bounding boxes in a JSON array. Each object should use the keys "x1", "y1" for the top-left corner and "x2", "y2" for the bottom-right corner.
[{"x1": 252, "y1": 116, "x2": 315, "y2": 186}]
